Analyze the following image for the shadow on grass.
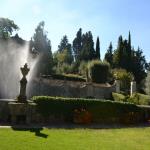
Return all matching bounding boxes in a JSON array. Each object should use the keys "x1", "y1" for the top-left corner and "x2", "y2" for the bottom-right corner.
[
  {"x1": 41, "y1": 122, "x2": 150, "y2": 130},
  {"x1": 11, "y1": 126, "x2": 48, "y2": 138},
  {"x1": 8, "y1": 122, "x2": 150, "y2": 133}
]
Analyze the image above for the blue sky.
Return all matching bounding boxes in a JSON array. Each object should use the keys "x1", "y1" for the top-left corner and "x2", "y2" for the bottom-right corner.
[{"x1": 1, "y1": 0, "x2": 150, "y2": 60}]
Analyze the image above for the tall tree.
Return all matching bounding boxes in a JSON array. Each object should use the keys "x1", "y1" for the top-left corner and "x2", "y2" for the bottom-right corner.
[
  {"x1": 73, "y1": 28, "x2": 82, "y2": 62},
  {"x1": 0, "y1": 18, "x2": 19, "y2": 39},
  {"x1": 31, "y1": 21, "x2": 53, "y2": 75},
  {"x1": 127, "y1": 31, "x2": 132, "y2": 71},
  {"x1": 104, "y1": 42, "x2": 113, "y2": 67},
  {"x1": 113, "y1": 35, "x2": 123, "y2": 68},
  {"x1": 56, "y1": 35, "x2": 73, "y2": 65},
  {"x1": 95, "y1": 36, "x2": 100, "y2": 60},
  {"x1": 131, "y1": 47, "x2": 147, "y2": 83},
  {"x1": 113, "y1": 34, "x2": 148, "y2": 84},
  {"x1": 58, "y1": 35, "x2": 69, "y2": 52},
  {"x1": 80, "y1": 31, "x2": 95, "y2": 61},
  {"x1": 128, "y1": 31, "x2": 131, "y2": 50},
  {"x1": 113, "y1": 34, "x2": 132, "y2": 71}
]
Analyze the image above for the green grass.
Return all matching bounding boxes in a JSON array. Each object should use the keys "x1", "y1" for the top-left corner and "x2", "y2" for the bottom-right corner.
[{"x1": 0, "y1": 127, "x2": 150, "y2": 150}]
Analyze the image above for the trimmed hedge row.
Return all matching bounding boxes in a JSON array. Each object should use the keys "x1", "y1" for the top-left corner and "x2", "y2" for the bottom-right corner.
[
  {"x1": 42, "y1": 74, "x2": 86, "y2": 82},
  {"x1": 128, "y1": 93, "x2": 150, "y2": 105},
  {"x1": 32, "y1": 96, "x2": 149, "y2": 124},
  {"x1": 112, "y1": 92, "x2": 150, "y2": 105},
  {"x1": 112, "y1": 92, "x2": 126, "y2": 102}
]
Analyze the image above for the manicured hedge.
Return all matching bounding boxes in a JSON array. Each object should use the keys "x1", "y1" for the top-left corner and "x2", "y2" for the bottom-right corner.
[
  {"x1": 88, "y1": 60, "x2": 110, "y2": 83},
  {"x1": 139, "y1": 105, "x2": 150, "y2": 121},
  {"x1": 128, "y1": 93, "x2": 150, "y2": 105},
  {"x1": 42, "y1": 74, "x2": 86, "y2": 82},
  {"x1": 32, "y1": 96, "x2": 148, "y2": 124},
  {"x1": 112, "y1": 92, "x2": 150, "y2": 105},
  {"x1": 112, "y1": 92, "x2": 126, "y2": 102}
]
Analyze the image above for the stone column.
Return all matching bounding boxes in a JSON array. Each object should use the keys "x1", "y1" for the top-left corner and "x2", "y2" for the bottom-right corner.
[
  {"x1": 115, "y1": 80, "x2": 120, "y2": 93},
  {"x1": 130, "y1": 81, "x2": 136, "y2": 96}
]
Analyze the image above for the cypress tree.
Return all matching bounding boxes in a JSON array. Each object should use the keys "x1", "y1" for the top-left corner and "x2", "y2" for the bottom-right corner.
[
  {"x1": 113, "y1": 35, "x2": 123, "y2": 67},
  {"x1": 95, "y1": 36, "x2": 100, "y2": 60},
  {"x1": 104, "y1": 42, "x2": 113, "y2": 67},
  {"x1": 80, "y1": 31, "x2": 95, "y2": 61},
  {"x1": 57, "y1": 35, "x2": 73, "y2": 64},
  {"x1": 31, "y1": 21, "x2": 53, "y2": 75},
  {"x1": 128, "y1": 31, "x2": 131, "y2": 50},
  {"x1": 127, "y1": 31, "x2": 132, "y2": 71},
  {"x1": 73, "y1": 28, "x2": 82, "y2": 62}
]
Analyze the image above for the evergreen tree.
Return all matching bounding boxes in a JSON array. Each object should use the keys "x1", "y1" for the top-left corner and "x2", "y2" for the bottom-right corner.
[
  {"x1": 131, "y1": 47, "x2": 147, "y2": 83},
  {"x1": 58, "y1": 35, "x2": 69, "y2": 52},
  {"x1": 113, "y1": 33, "x2": 148, "y2": 84},
  {"x1": 31, "y1": 21, "x2": 53, "y2": 75},
  {"x1": 80, "y1": 31, "x2": 95, "y2": 61},
  {"x1": 73, "y1": 28, "x2": 82, "y2": 62},
  {"x1": 121, "y1": 39, "x2": 129, "y2": 69},
  {"x1": 113, "y1": 35, "x2": 123, "y2": 67},
  {"x1": 113, "y1": 33, "x2": 132, "y2": 71},
  {"x1": 95, "y1": 36, "x2": 100, "y2": 60},
  {"x1": 128, "y1": 31, "x2": 131, "y2": 50},
  {"x1": 57, "y1": 35, "x2": 73, "y2": 64},
  {"x1": 104, "y1": 42, "x2": 113, "y2": 66},
  {"x1": 127, "y1": 31, "x2": 132, "y2": 71}
]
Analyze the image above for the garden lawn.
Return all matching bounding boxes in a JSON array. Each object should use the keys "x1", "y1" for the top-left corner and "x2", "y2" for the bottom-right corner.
[{"x1": 0, "y1": 127, "x2": 150, "y2": 150}]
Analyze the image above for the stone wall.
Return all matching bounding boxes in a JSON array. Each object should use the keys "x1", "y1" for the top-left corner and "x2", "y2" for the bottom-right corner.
[
  {"x1": 0, "y1": 78, "x2": 117, "y2": 124},
  {"x1": 0, "y1": 99, "x2": 16, "y2": 122},
  {"x1": 27, "y1": 78, "x2": 116, "y2": 99}
]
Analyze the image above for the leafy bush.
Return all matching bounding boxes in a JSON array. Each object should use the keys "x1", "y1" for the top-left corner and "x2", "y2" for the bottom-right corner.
[
  {"x1": 128, "y1": 93, "x2": 150, "y2": 105},
  {"x1": 54, "y1": 63, "x2": 74, "y2": 74},
  {"x1": 112, "y1": 92, "x2": 126, "y2": 102},
  {"x1": 113, "y1": 69, "x2": 133, "y2": 93},
  {"x1": 113, "y1": 92, "x2": 150, "y2": 105},
  {"x1": 32, "y1": 96, "x2": 146, "y2": 124},
  {"x1": 88, "y1": 60, "x2": 110, "y2": 83},
  {"x1": 78, "y1": 61, "x2": 88, "y2": 77}
]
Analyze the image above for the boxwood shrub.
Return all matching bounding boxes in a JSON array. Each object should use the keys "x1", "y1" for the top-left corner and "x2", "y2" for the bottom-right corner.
[
  {"x1": 32, "y1": 96, "x2": 148, "y2": 124},
  {"x1": 88, "y1": 60, "x2": 110, "y2": 83}
]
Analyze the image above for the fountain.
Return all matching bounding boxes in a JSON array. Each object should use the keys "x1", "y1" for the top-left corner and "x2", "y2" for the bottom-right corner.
[
  {"x1": 8, "y1": 63, "x2": 36, "y2": 124},
  {"x1": 0, "y1": 38, "x2": 39, "y2": 124}
]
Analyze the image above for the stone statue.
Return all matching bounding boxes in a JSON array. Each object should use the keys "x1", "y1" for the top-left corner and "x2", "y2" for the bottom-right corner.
[{"x1": 18, "y1": 63, "x2": 30, "y2": 103}]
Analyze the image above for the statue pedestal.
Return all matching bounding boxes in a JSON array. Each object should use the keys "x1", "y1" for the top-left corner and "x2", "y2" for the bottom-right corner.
[
  {"x1": 17, "y1": 96, "x2": 27, "y2": 103},
  {"x1": 8, "y1": 102, "x2": 36, "y2": 124}
]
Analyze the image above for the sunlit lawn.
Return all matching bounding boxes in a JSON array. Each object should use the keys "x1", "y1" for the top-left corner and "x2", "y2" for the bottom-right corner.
[{"x1": 0, "y1": 127, "x2": 150, "y2": 150}]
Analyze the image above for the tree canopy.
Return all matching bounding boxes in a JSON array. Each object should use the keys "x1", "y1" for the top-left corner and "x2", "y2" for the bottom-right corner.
[
  {"x1": 104, "y1": 42, "x2": 113, "y2": 66},
  {"x1": 0, "y1": 18, "x2": 19, "y2": 39},
  {"x1": 0, "y1": 17, "x2": 149, "y2": 90},
  {"x1": 30, "y1": 21, "x2": 53, "y2": 75}
]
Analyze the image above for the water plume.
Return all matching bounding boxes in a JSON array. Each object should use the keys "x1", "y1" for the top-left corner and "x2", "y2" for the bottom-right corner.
[{"x1": 0, "y1": 38, "x2": 37, "y2": 99}]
